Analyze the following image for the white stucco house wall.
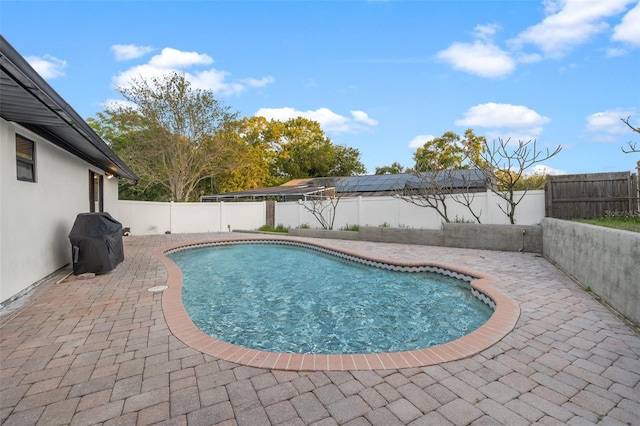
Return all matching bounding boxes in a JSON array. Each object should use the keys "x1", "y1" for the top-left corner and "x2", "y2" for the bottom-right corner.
[{"x1": 0, "y1": 36, "x2": 138, "y2": 305}]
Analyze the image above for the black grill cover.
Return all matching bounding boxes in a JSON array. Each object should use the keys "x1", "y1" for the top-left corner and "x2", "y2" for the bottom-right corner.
[{"x1": 69, "y1": 212, "x2": 124, "y2": 275}]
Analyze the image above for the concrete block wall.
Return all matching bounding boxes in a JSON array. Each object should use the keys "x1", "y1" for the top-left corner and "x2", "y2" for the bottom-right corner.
[
  {"x1": 289, "y1": 224, "x2": 543, "y2": 253},
  {"x1": 442, "y1": 224, "x2": 542, "y2": 252},
  {"x1": 542, "y1": 218, "x2": 640, "y2": 327}
]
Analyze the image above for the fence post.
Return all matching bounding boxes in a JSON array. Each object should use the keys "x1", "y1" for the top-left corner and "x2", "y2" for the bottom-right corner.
[
  {"x1": 486, "y1": 189, "x2": 496, "y2": 224},
  {"x1": 273, "y1": 201, "x2": 278, "y2": 228},
  {"x1": 265, "y1": 200, "x2": 275, "y2": 228},
  {"x1": 485, "y1": 189, "x2": 492, "y2": 224},
  {"x1": 219, "y1": 201, "x2": 225, "y2": 232},
  {"x1": 394, "y1": 196, "x2": 400, "y2": 227},
  {"x1": 544, "y1": 177, "x2": 553, "y2": 217},
  {"x1": 636, "y1": 161, "x2": 640, "y2": 213},
  {"x1": 169, "y1": 201, "x2": 174, "y2": 234}
]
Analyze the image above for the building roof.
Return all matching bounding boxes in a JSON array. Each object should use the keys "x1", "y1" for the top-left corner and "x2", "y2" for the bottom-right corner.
[
  {"x1": 0, "y1": 36, "x2": 138, "y2": 181},
  {"x1": 201, "y1": 179, "x2": 331, "y2": 202},
  {"x1": 201, "y1": 170, "x2": 490, "y2": 202}
]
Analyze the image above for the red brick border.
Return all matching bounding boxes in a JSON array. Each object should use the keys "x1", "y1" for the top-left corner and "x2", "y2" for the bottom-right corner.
[{"x1": 155, "y1": 237, "x2": 520, "y2": 371}]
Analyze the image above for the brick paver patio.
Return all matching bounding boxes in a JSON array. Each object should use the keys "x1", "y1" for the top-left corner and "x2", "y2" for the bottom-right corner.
[{"x1": 1, "y1": 233, "x2": 639, "y2": 425}]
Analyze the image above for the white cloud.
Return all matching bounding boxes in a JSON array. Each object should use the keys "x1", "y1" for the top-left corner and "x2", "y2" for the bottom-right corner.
[
  {"x1": 585, "y1": 108, "x2": 637, "y2": 142},
  {"x1": 437, "y1": 2, "x2": 636, "y2": 77},
  {"x1": 586, "y1": 109, "x2": 634, "y2": 132},
  {"x1": 484, "y1": 129, "x2": 546, "y2": 145},
  {"x1": 350, "y1": 110, "x2": 379, "y2": 126},
  {"x1": 455, "y1": 103, "x2": 550, "y2": 144},
  {"x1": 148, "y1": 47, "x2": 213, "y2": 68},
  {"x1": 189, "y1": 69, "x2": 245, "y2": 95},
  {"x1": 437, "y1": 41, "x2": 515, "y2": 78},
  {"x1": 255, "y1": 107, "x2": 378, "y2": 134},
  {"x1": 516, "y1": 52, "x2": 543, "y2": 64},
  {"x1": 612, "y1": 1, "x2": 640, "y2": 46},
  {"x1": 112, "y1": 47, "x2": 274, "y2": 96},
  {"x1": 606, "y1": 47, "x2": 628, "y2": 57},
  {"x1": 456, "y1": 102, "x2": 550, "y2": 129},
  {"x1": 473, "y1": 23, "x2": 501, "y2": 42},
  {"x1": 511, "y1": 0, "x2": 634, "y2": 57},
  {"x1": 437, "y1": 21, "x2": 550, "y2": 78},
  {"x1": 241, "y1": 77, "x2": 276, "y2": 88},
  {"x1": 26, "y1": 54, "x2": 67, "y2": 79},
  {"x1": 103, "y1": 98, "x2": 138, "y2": 112},
  {"x1": 408, "y1": 135, "x2": 435, "y2": 149},
  {"x1": 528, "y1": 164, "x2": 567, "y2": 175},
  {"x1": 111, "y1": 44, "x2": 155, "y2": 61},
  {"x1": 113, "y1": 64, "x2": 168, "y2": 89}
]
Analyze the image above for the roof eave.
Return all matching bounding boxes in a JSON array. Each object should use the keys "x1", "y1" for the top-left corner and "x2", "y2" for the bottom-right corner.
[{"x1": 0, "y1": 36, "x2": 139, "y2": 181}]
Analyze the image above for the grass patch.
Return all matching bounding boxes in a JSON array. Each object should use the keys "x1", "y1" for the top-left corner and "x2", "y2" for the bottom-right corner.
[
  {"x1": 453, "y1": 215, "x2": 475, "y2": 223},
  {"x1": 574, "y1": 216, "x2": 640, "y2": 233},
  {"x1": 257, "y1": 224, "x2": 289, "y2": 233},
  {"x1": 340, "y1": 224, "x2": 359, "y2": 231}
]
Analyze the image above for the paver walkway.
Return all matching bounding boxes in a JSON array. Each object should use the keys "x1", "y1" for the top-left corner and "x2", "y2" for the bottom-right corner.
[{"x1": 1, "y1": 233, "x2": 639, "y2": 426}]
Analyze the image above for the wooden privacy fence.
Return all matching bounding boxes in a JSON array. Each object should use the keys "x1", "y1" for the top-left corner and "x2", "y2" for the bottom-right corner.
[{"x1": 545, "y1": 170, "x2": 639, "y2": 219}]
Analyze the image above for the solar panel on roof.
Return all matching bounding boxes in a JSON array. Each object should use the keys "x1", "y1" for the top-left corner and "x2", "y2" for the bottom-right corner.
[
  {"x1": 334, "y1": 171, "x2": 488, "y2": 193},
  {"x1": 202, "y1": 169, "x2": 489, "y2": 201},
  {"x1": 337, "y1": 174, "x2": 411, "y2": 192}
]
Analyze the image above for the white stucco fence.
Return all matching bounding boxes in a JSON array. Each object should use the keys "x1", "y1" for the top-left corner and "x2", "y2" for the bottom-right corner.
[
  {"x1": 276, "y1": 190, "x2": 545, "y2": 230},
  {"x1": 115, "y1": 190, "x2": 545, "y2": 235},
  {"x1": 116, "y1": 200, "x2": 267, "y2": 235}
]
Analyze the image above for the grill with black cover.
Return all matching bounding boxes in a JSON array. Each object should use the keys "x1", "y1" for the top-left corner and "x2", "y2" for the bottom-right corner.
[{"x1": 69, "y1": 212, "x2": 124, "y2": 275}]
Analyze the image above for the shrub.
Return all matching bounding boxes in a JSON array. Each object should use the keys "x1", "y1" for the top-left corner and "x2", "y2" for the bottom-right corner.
[
  {"x1": 453, "y1": 215, "x2": 474, "y2": 223},
  {"x1": 257, "y1": 224, "x2": 289, "y2": 233}
]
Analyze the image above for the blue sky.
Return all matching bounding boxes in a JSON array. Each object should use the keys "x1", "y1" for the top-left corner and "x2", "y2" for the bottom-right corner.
[{"x1": 3, "y1": 0, "x2": 639, "y2": 175}]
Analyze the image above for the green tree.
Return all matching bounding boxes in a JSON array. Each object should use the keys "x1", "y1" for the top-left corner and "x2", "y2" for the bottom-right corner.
[
  {"x1": 265, "y1": 117, "x2": 365, "y2": 184},
  {"x1": 196, "y1": 116, "x2": 366, "y2": 195},
  {"x1": 330, "y1": 145, "x2": 367, "y2": 176},
  {"x1": 412, "y1": 129, "x2": 486, "y2": 171},
  {"x1": 94, "y1": 72, "x2": 239, "y2": 202},
  {"x1": 375, "y1": 162, "x2": 406, "y2": 174},
  {"x1": 88, "y1": 111, "x2": 170, "y2": 200},
  {"x1": 512, "y1": 172, "x2": 548, "y2": 190},
  {"x1": 461, "y1": 128, "x2": 487, "y2": 168},
  {"x1": 207, "y1": 116, "x2": 273, "y2": 193},
  {"x1": 413, "y1": 131, "x2": 465, "y2": 171},
  {"x1": 398, "y1": 129, "x2": 487, "y2": 223}
]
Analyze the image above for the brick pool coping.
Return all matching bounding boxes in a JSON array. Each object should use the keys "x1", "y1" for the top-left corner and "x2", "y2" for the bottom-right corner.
[{"x1": 154, "y1": 236, "x2": 520, "y2": 371}]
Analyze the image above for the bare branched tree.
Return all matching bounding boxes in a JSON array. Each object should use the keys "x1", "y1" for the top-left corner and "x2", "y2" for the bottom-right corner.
[
  {"x1": 621, "y1": 116, "x2": 640, "y2": 154},
  {"x1": 297, "y1": 179, "x2": 349, "y2": 230},
  {"x1": 101, "y1": 72, "x2": 239, "y2": 201},
  {"x1": 299, "y1": 194, "x2": 340, "y2": 230},
  {"x1": 395, "y1": 169, "x2": 486, "y2": 223},
  {"x1": 397, "y1": 170, "x2": 452, "y2": 223},
  {"x1": 472, "y1": 138, "x2": 562, "y2": 224},
  {"x1": 449, "y1": 172, "x2": 485, "y2": 223}
]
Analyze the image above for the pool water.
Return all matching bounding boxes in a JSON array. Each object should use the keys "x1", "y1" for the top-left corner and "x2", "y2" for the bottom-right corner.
[{"x1": 169, "y1": 243, "x2": 493, "y2": 354}]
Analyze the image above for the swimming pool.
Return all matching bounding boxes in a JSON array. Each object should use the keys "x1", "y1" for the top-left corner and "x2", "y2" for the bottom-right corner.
[
  {"x1": 156, "y1": 237, "x2": 520, "y2": 370},
  {"x1": 169, "y1": 242, "x2": 493, "y2": 354}
]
